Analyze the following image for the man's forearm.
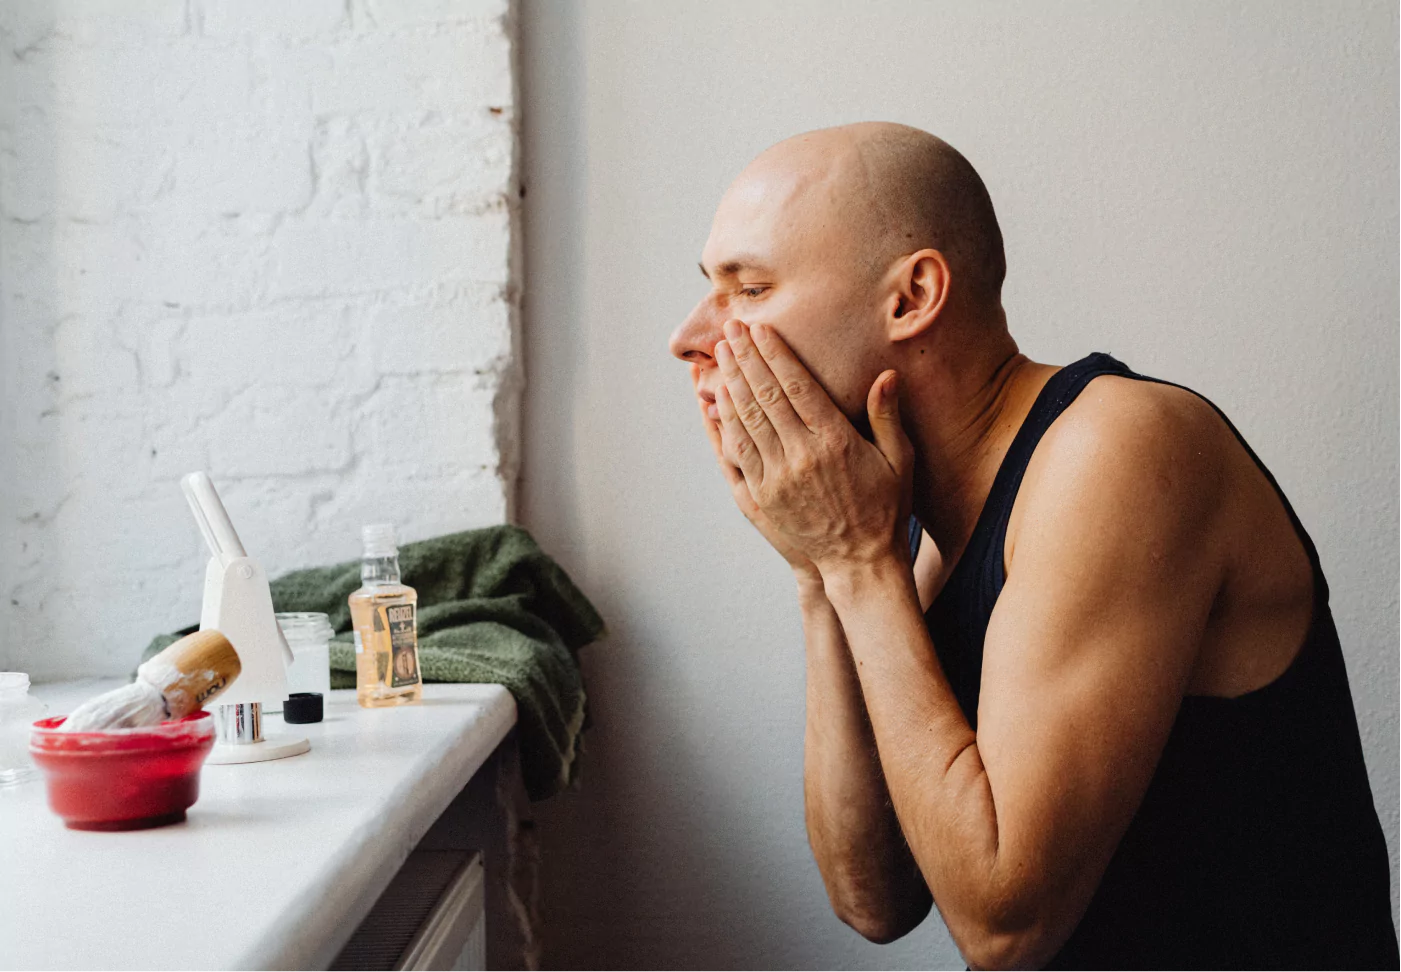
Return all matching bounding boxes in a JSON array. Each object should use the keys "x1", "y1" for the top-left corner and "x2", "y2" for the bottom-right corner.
[
  {"x1": 820, "y1": 558, "x2": 1017, "y2": 963},
  {"x1": 798, "y1": 573, "x2": 932, "y2": 941}
]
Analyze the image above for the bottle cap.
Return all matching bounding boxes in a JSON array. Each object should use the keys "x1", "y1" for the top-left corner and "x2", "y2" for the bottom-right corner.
[
  {"x1": 283, "y1": 692, "x2": 324, "y2": 724},
  {"x1": 362, "y1": 523, "x2": 398, "y2": 558}
]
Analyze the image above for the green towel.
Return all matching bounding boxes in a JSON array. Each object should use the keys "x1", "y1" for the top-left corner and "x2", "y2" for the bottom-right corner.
[{"x1": 141, "y1": 525, "x2": 603, "y2": 800}]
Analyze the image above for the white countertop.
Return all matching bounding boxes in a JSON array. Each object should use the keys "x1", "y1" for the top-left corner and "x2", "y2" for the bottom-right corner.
[{"x1": 0, "y1": 679, "x2": 516, "y2": 971}]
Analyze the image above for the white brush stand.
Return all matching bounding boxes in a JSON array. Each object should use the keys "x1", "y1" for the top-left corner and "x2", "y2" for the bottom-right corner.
[
  {"x1": 182, "y1": 472, "x2": 309, "y2": 765},
  {"x1": 200, "y1": 554, "x2": 310, "y2": 764}
]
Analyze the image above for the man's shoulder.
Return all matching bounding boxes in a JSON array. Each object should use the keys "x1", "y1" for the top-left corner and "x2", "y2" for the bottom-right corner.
[
  {"x1": 1013, "y1": 372, "x2": 1230, "y2": 548},
  {"x1": 1054, "y1": 371, "x2": 1221, "y2": 447},
  {"x1": 1038, "y1": 372, "x2": 1226, "y2": 477}
]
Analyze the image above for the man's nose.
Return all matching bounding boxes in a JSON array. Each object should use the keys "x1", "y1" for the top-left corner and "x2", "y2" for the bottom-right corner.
[{"x1": 669, "y1": 299, "x2": 725, "y2": 365}]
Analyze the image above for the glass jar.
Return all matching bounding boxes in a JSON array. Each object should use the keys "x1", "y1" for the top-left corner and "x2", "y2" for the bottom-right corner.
[
  {"x1": 276, "y1": 612, "x2": 334, "y2": 702},
  {"x1": 0, "y1": 672, "x2": 48, "y2": 786}
]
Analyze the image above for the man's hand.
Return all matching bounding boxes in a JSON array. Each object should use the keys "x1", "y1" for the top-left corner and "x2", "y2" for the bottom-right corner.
[
  {"x1": 691, "y1": 363, "x2": 820, "y2": 582},
  {"x1": 712, "y1": 318, "x2": 913, "y2": 578}
]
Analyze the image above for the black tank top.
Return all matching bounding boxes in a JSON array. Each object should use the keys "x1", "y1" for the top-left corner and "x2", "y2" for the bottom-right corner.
[{"x1": 910, "y1": 352, "x2": 1398, "y2": 969}]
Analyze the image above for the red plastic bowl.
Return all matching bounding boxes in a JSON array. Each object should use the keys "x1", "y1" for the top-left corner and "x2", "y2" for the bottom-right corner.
[{"x1": 29, "y1": 711, "x2": 216, "y2": 831}]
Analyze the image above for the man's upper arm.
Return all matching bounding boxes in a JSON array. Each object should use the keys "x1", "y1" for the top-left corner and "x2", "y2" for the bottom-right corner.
[{"x1": 973, "y1": 384, "x2": 1227, "y2": 960}]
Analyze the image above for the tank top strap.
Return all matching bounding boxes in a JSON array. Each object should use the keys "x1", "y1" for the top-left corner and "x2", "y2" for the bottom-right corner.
[
  {"x1": 927, "y1": 354, "x2": 1135, "y2": 662},
  {"x1": 979, "y1": 352, "x2": 1136, "y2": 591}
]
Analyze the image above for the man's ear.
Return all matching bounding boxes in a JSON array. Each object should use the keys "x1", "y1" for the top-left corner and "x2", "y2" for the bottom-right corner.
[{"x1": 884, "y1": 248, "x2": 950, "y2": 343}]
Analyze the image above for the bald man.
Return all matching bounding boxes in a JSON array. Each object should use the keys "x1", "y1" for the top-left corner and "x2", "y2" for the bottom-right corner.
[{"x1": 669, "y1": 123, "x2": 1397, "y2": 970}]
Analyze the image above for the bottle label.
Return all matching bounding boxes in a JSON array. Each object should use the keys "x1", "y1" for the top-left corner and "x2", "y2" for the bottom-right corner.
[{"x1": 385, "y1": 603, "x2": 420, "y2": 688}]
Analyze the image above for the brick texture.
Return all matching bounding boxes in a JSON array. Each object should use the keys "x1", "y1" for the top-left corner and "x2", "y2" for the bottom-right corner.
[{"x1": 0, "y1": 0, "x2": 522, "y2": 680}]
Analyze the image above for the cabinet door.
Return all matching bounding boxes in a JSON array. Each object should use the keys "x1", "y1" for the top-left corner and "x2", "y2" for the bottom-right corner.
[{"x1": 332, "y1": 850, "x2": 485, "y2": 971}]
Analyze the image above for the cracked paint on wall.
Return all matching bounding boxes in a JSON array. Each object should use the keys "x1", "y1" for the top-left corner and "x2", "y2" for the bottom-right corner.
[{"x1": 0, "y1": 0, "x2": 522, "y2": 680}]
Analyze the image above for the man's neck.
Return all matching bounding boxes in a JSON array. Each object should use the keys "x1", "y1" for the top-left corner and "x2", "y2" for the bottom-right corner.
[{"x1": 903, "y1": 335, "x2": 1055, "y2": 566}]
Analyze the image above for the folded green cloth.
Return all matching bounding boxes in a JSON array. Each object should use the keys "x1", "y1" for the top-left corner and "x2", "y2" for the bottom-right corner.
[{"x1": 141, "y1": 525, "x2": 603, "y2": 800}]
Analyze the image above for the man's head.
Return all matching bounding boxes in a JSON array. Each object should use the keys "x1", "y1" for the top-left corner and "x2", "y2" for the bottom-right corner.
[{"x1": 670, "y1": 122, "x2": 1006, "y2": 424}]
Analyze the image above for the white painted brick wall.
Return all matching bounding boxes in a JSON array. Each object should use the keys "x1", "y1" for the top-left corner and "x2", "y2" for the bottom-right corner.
[{"x1": 0, "y1": 0, "x2": 522, "y2": 681}]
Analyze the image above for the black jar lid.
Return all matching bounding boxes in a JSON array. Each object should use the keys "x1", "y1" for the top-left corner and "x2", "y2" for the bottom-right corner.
[{"x1": 283, "y1": 692, "x2": 324, "y2": 724}]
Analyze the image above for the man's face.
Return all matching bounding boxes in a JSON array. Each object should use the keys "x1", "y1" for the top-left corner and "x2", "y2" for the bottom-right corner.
[{"x1": 668, "y1": 162, "x2": 887, "y2": 426}]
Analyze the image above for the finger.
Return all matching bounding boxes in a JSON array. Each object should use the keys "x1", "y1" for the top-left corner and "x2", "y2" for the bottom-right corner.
[
  {"x1": 722, "y1": 320, "x2": 809, "y2": 441},
  {"x1": 716, "y1": 336, "x2": 786, "y2": 466},
  {"x1": 696, "y1": 387, "x2": 723, "y2": 455},
  {"x1": 696, "y1": 392, "x2": 745, "y2": 489},
  {"x1": 749, "y1": 323, "x2": 843, "y2": 431},
  {"x1": 866, "y1": 370, "x2": 913, "y2": 474},
  {"x1": 715, "y1": 382, "x2": 763, "y2": 484},
  {"x1": 690, "y1": 364, "x2": 730, "y2": 467},
  {"x1": 692, "y1": 373, "x2": 760, "y2": 509}
]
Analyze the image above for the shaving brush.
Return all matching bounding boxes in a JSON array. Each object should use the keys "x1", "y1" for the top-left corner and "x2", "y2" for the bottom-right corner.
[{"x1": 61, "y1": 630, "x2": 242, "y2": 732}]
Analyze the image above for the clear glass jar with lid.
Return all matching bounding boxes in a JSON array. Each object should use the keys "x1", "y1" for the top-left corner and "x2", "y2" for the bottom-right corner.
[
  {"x1": 0, "y1": 672, "x2": 48, "y2": 786},
  {"x1": 275, "y1": 612, "x2": 334, "y2": 702}
]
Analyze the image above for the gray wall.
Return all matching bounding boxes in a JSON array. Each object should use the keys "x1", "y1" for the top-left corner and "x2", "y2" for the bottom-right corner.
[{"x1": 519, "y1": 2, "x2": 1398, "y2": 968}]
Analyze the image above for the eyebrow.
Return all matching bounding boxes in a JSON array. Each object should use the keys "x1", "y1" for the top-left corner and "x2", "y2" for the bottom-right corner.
[{"x1": 698, "y1": 256, "x2": 772, "y2": 280}]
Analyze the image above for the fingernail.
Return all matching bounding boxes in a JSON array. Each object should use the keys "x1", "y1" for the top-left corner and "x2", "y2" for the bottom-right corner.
[
  {"x1": 751, "y1": 323, "x2": 767, "y2": 344},
  {"x1": 723, "y1": 320, "x2": 742, "y2": 341},
  {"x1": 715, "y1": 340, "x2": 731, "y2": 364}
]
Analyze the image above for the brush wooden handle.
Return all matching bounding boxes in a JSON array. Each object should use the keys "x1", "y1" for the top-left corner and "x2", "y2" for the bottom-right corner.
[{"x1": 136, "y1": 629, "x2": 242, "y2": 719}]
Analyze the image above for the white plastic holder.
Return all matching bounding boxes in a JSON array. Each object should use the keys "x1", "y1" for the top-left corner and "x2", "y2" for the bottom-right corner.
[
  {"x1": 199, "y1": 555, "x2": 310, "y2": 765},
  {"x1": 182, "y1": 472, "x2": 309, "y2": 765}
]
